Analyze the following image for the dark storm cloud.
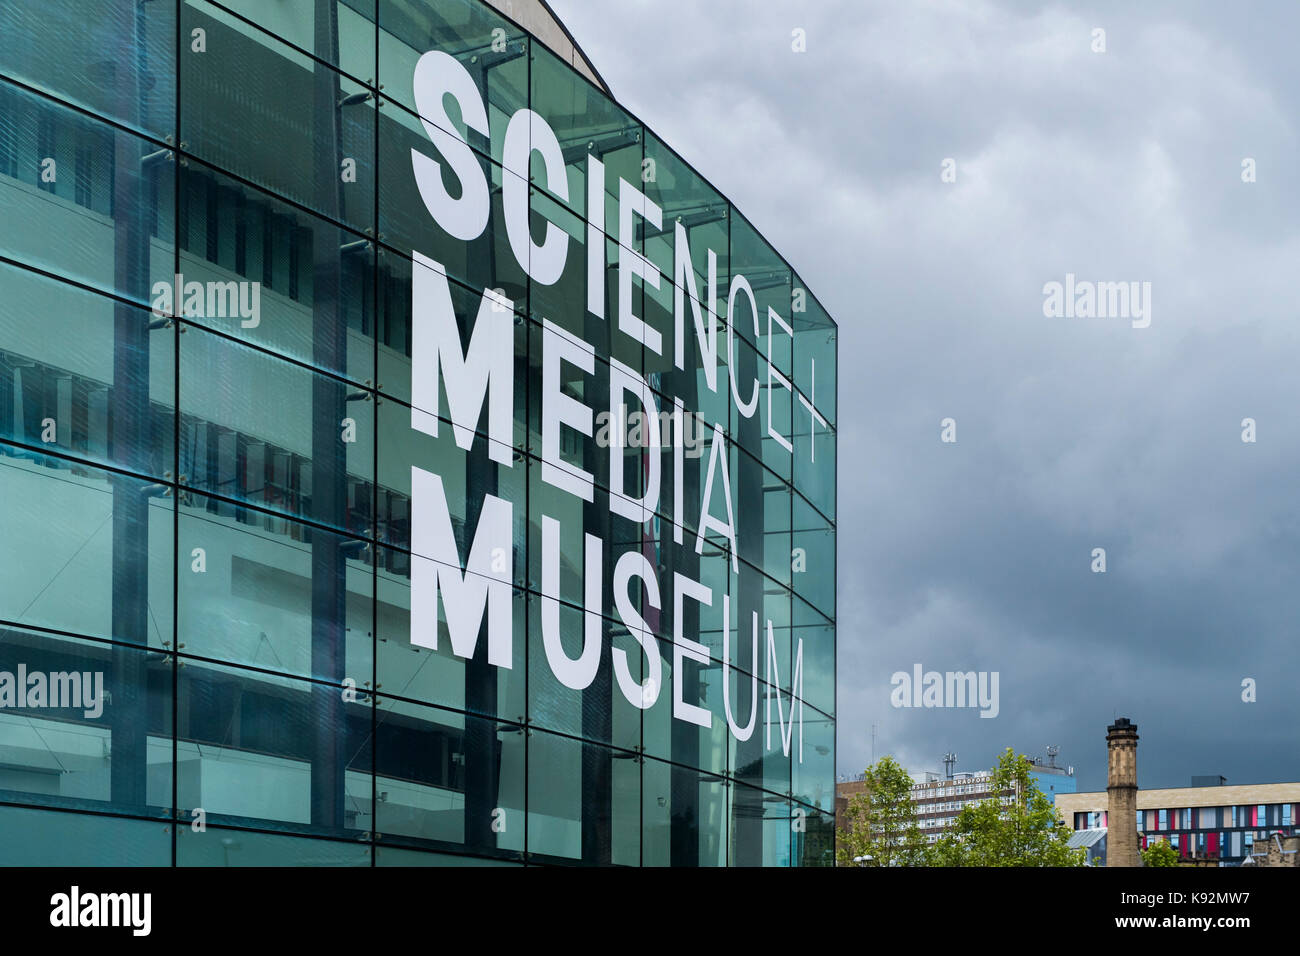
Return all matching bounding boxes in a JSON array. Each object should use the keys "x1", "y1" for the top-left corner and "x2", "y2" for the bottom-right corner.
[{"x1": 547, "y1": 0, "x2": 1300, "y2": 791}]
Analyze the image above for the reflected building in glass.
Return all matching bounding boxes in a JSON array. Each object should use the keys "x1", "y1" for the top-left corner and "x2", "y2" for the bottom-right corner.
[{"x1": 0, "y1": 0, "x2": 837, "y2": 866}]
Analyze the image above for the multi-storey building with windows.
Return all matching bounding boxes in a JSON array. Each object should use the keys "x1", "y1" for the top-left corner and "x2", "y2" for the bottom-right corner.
[
  {"x1": 1057, "y1": 780, "x2": 1300, "y2": 864},
  {"x1": 0, "y1": 0, "x2": 838, "y2": 866},
  {"x1": 910, "y1": 770, "x2": 1002, "y2": 843},
  {"x1": 837, "y1": 752, "x2": 1076, "y2": 846}
]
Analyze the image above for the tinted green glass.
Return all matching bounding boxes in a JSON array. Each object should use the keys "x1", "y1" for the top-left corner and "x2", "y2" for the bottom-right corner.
[
  {"x1": 0, "y1": 82, "x2": 175, "y2": 310},
  {"x1": 373, "y1": 696, "x2": 525, "y2": 858},
  {"x1": 379, "y1": 122, "x2": 528, "y2": 303},
  {"x1": 0, "y1": 627, "x2": 173, "y2": 815},
  {"x1": 793, "y1": 595, "x2": 834, "y2": 717},
  {"x1": 794, "y1": 707, "x2": 835, "y2": 812},
  {"x1": 791, "y1": 280, "x2": 836, "y2": 428},
  {"x1": 178, "y1": 490, "x2": 375, "y2": 684},
  {"x1": 642, "y1": 756, "x2": 728, "y2": 866},
  {"x1": 528, "y1": 41, "x2": 639, "y2": 224},
  {"x1": 0, "y1": 0, "x2": 176, "y2": 140},
  {"x1": 178, "y1": 825, "x2": 371, "y2": 865},
  {"x1": 376, "y1": 399, "x2": 525, "y2": 571},
  {"x1": 525, "y1": 596, "x2": 643, "y2": 752},
  {"x1": 377, "y1": 0, "x2": 528, "y2": 173},
  {"x1": 377, "y1": 252, "x2": 528, "y2": 433},
  {"x1": 201, "y1": 0, "x2": 378, "y2": 85},
  {"x1": 375, "y1": 575, "x2": 526, "y2": 722},
  {"x1": 176, "y1": 160, "x2": 376, "y2": 388},
  {"x1": 175, "y1": 660, "x2": 371, "y2": 835},
  {"x1": 793, "y1": 425, "x2": 834, "y2": 523},
  {"x1": 641, "y1": 635, "x2": 729, "y2": 779},
  {"x1": 179, "y1": 321, "x2": 375, "y2": 536},
  {"x1": 181, "y1": 1, "x2": 376, "y2": 236},
  {"x1": 0, "y1": 263, "x2": 175, "y2": 481},
  {"x1": 727, "y1": 210, "x2": 792, "y2": 354},
  {"x1": 0, "y1": 460, "x2": 173, "y2": 647},
  {"x1": 730, "y1": 783, "x2": 791, "y2": 866},
  {"x1": 642, "y1": 128, "x2": 728, "y2": 309},
  {"x1": 792, "y1": 494, "x2": 833, "y2": 618},
  {"x1": 526, "y1": 728, "x2": 639, "y2": 864},
  {"x1": 0, "y1": 806, "x2": 170, "y2": 865}
]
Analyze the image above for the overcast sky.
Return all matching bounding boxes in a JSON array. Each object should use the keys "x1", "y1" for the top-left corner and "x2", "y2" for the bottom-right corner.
[{"x1": 547, "y1": 0, "x2": 1300, "y2": 793}]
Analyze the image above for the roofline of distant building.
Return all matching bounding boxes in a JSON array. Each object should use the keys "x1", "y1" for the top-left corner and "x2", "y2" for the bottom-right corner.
[{"x1": 1058, "y1": 781, "x2": 1300, "y2": 813}]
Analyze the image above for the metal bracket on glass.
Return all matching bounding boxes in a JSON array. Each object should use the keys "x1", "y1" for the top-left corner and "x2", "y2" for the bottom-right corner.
[
  {"x1": 339, "y1": 540, "x2": 371, "y2": 561},
  {"x1": 560, "y1": 125, "x2": 640, "y2": 165}
]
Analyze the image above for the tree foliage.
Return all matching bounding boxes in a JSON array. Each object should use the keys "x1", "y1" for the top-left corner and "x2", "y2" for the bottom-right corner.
[
  {"x1": 1141, "y1": 839, "x2": 1181, "y2": 867},
  {"x1": 835, "y1": 755, "x2": 929, "y2": 866},
  {"x1": 930, "y1": 748, "x2": 1086, "y2": 867}
]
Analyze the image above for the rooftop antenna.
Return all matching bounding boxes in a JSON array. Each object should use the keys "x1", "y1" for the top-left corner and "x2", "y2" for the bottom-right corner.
[
  {"x1": 1046, "y1": 745, "x2": 1059, "y2": 768},
  {"x1": 943, "y1": 752, "x2": 957, "y2": 779}
]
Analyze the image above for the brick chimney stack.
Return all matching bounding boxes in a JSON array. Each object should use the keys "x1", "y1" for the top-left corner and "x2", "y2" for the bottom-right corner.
[{"x1": 1106, "y1": 718, "x2": 1140, "y2": 867}]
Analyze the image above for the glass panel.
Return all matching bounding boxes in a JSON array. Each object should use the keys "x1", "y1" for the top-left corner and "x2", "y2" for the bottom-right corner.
[
  {"x1": 793, "y1": 430, "x2": 834, "y2": 524},
  {"x1": 376, "y1": 0, "x2": 528, "y2": 172},
  {"x1": 792, "y1": 494, "x2": 833, "y2": 619},
  {"x1": 0, "y1": 460, "x2": 173, "y2": 647},
  {"x1": 793, "y1": 707, "x2": 835, "y2": 812},
  {"x1": 373, "y1": 696, "x2": 525, "y2": 860},
  {"x1": 181, "y1": 1, "x2": 376, "y2": 235},
  {"x1": 376, "y1": 846, "x2": 522, "y2": 865},
  {"x1": 763, "y1": 355, "x2": 793, "y2": 481},
  {"x1": 0, "y1": 82, "x2": 175, "y2": 310},
  {"x1": 641, "y1": 635, "x2": 728, "y2": 780},
  {"x1": 378, "y1": 129, "x2": 528, "y2": 309},
  {"x1": 526, "y1": 729, "x2": 639, "y2": 865},
  {"x1": 761, "y1": 463, "x2": 793, "y2": 593},
  {"x1": 0, "y1": 626, "x2": 172, "y2": 816},
  {"x1": 795, "y1": 806, "x2": 835, "y2": 867},
  {"x1": 543, "y1": 232, "x2": 625, "y2": 366},
  {"x1": 177, "y1": 160, "x2": 376, "y2": 388},
  {"x1": 178, "y1": 490, "x2": 375, "y2": 684},
  {"x1": 0, "y1": 2, "x2": 176, "y2": 139},
  {"x1": 201, "y1": 0, "x2": 379, "y2": 85},
  {"x1": 179, "y1": 322, "x2": 375, "y2": 536},
  {"x1": 0, "y1": 262, "x2": 175, "y2": 481},
  {"x1": 0, "y1": 805, "x2": 170, "y2": 865},
  {"x1": 791, "y1": 282, "x2": 836, "y2": 428},
  {"x1": 377, "y1": 253, "x2": 528, "y2": 450},
  {"x1": 794, "y1": 596, "x2": 833, "y2": 717},
  {"x1": 727, "y1": 210, "x2": 791, "y2": 355},
  {"x1": 178, "y1": 825, "x2": 371, "y2": 865},
  {"x1": 730, "y1": 783, "x2": 791, "y2": 866},
  {"x1": 529, "y1": 40, "x2": 639, "y2": 223},
  {"x1": 376, "y1": 399, "x2": 525, "y2": 571},
  {"x1": 175, "y1": 659, "x2": 371, "y2": 836},
  {"x1": 642, "y1": 128, "x2": 728, "y2": 315},
  {"x1": 729, "y1": 668, "x2": 792, "y2": 800},
  {"x1": 525, "y1": 191, "x2": 616, "y2": 360},
  {"x1": 526, "y1": 597, "x2": 642, "y2": 753},
  {"x1": 375, "y1": 569, "x2": 526, "y2": 722},
  {"x1": 726, "y1": 333, "x2": 764, "y2": 472},
  {"x1": 641, "y1": 756, "x2": 727, "y2": 867}
]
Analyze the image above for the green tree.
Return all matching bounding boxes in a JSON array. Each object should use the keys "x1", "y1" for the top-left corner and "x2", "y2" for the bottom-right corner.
[
  {"x1": 836, "y1": 755, "x2": 929, "y2": 866},
  {"x1": 1141, "y1": 839, "x2": 1181, "y2": 867},
  {"x1": 931, "y1": 748, "x2": 1085, "y2": 867}
]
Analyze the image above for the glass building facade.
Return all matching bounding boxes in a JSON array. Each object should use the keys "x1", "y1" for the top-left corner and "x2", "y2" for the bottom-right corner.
[{"x1": 0, "y1": 0, "x2": 837, "y2": 865}]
